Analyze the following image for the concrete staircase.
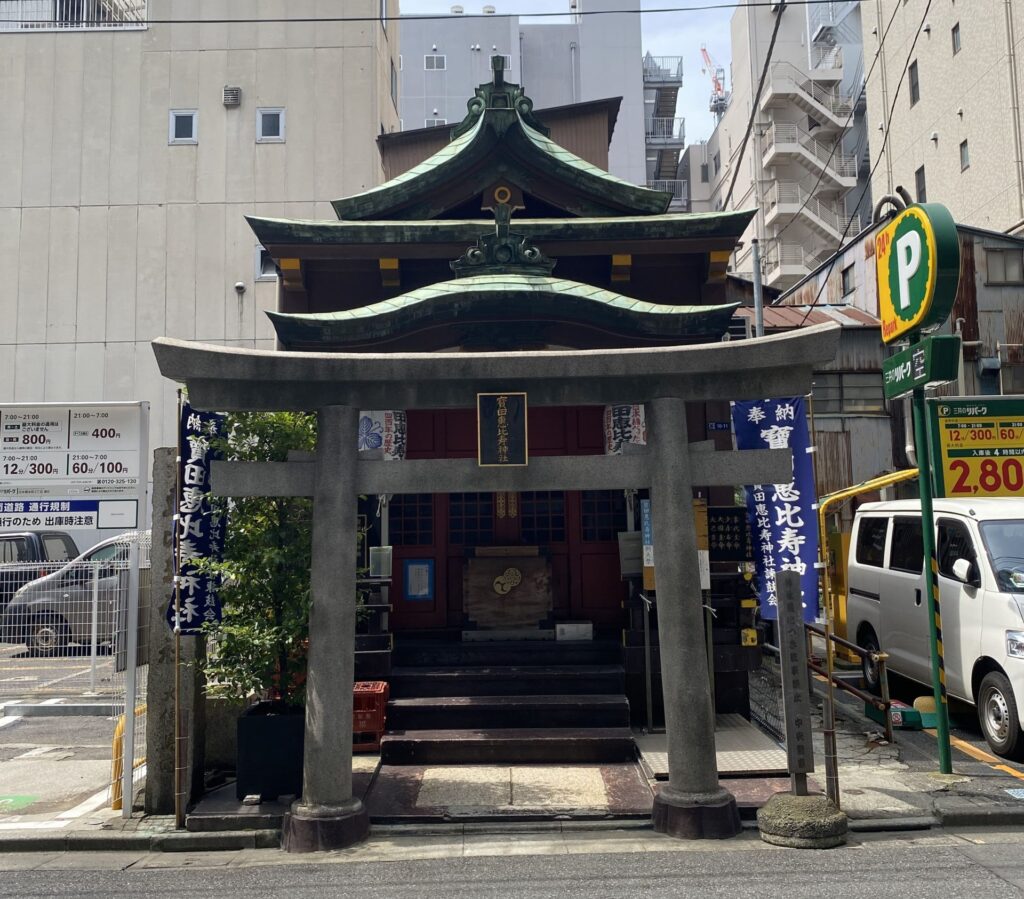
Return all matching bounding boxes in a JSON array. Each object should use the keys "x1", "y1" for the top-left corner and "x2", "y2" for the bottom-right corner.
[{"x1": 380, "y1": 638, "x2": 634, "y2": 765}]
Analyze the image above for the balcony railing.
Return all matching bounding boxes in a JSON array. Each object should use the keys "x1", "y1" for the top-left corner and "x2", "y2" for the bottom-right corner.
[
  {"x1": 645, "y1": 117, "x2": 685, "y2": 142},
  {"x1": 766, "y1": 182, "x2": 860, "y2": 235},
  {"x1": 0, "y1": 0, "x2": 146, "y2": 30},
  {"x1": 647, "y1": 179, "x2": 689, "y2": 207},
  {"x1": 810, "y1": 42, "x2": 843, "y2": 70},
  {"x1": 642, "y1": 55, "x2": 683, "y2": 82},
  {"x1": 767, "y1": 62, "x2": 854, "y2": 119},
  {"x1": 762, "y1": 242, "x2": 828, "y2": 275},
  {"x1": 763, "y1": 123, "x2": 858, "y2": 179}
]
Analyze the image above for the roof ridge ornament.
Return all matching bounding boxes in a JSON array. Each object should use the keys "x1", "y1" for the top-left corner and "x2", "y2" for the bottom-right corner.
[
  {"x1": 451, "y1": 55, "x2": 550, "y2": 139},
  {"x1": 450, "y1": 197, "x2": 555, "y2": 278}
]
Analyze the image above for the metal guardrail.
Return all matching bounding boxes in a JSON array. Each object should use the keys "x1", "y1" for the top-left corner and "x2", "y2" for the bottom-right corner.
[
  {"x1": 764, "y1": 123, "x2": 858, "y2": 179},
  {"x1": 761, "y1": 241, "x2": 828, "y2": 275},
  {"x1": 766, "y1": 182, "x2": 861, "y2": 235},
  {"x1": 0, "y1": 0, "x2": 146, "y2": 30},
  {"x1": 811, "y1": 42, "x2": 843, "y2": 70},
  {"x1": 642, "y1": 55, "x2": 683, "y2": 81},
  {"x1": 647, "y1": 179, "x2": 688, "y2": 203},
  {"x1": 645, "y1": 117, "x2": 685, "y2": 141}
]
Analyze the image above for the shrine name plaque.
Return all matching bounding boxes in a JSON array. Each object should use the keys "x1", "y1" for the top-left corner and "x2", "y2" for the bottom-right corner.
[{"x1": 477, "y1": 392, "x2": 528, "y2": 467}]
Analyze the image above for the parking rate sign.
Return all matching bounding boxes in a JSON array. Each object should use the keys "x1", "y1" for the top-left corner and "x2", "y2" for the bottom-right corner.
[{"x1": 0, "y1": 403, "x2": 148, "y2": 531}]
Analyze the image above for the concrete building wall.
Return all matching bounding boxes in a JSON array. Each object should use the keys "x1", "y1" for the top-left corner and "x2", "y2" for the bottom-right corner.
[
  {"x1": 861, "y1": 0, "x2": 1024, "y2": 233},
  {"x1": 0, "y1": 0, "x2": 398, "y2": 453},
  {"x1": 398, "y1": 2, "x2": 647, "y2": 186}
]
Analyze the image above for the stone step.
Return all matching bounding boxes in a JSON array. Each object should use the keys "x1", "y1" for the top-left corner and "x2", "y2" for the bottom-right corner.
[
  {"x1": 387, "y1": 664, "x2": 625, "y2": 698},
  {"x1": 379, "y1": 727, "x2": 636, "y2": 765},
  {"x1": 386, "y1": 694, "x2": 630, "y2": 730},
  {"x1": 392, "y1": 639, "x2": 621, "y2": 668}
]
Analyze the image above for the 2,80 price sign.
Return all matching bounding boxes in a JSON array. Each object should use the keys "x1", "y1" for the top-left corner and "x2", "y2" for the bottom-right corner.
[{"x1": 930, "y1": 399, "x2": 1024, "y2": 498}]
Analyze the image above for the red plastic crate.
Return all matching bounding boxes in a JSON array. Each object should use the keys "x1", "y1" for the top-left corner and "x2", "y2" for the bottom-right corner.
[{"x1": 353, "y1": 681, "x2": 389, "y2": 752}]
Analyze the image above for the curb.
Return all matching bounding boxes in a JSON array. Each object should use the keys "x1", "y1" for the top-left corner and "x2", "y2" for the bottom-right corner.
[
  {"x1": 847, "y1": 815, "x2": 937, "y2": 832},
  {"x1": 936, "y1": 806, "x2": 1024, "y2": 828},
  {"x1": 0, "y1": 829, "x2": 280, "y2": 854}
]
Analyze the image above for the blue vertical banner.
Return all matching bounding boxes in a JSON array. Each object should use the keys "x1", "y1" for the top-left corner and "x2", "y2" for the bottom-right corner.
[
  {"x1": 166, "y1": 402, "x2": 226, "y2": 635},
  {"x1": 731, "y1": 397, "x2": 819, "y2": 622}
]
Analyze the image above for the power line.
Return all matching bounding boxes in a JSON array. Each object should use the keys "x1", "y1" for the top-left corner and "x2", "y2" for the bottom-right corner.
[
  {"x1": 0, "y1": 0, "x2": 894, "y2": 26},
  {"x1": 794, "y1": 0, "x2": 935, "y2": 328},
  {"x1": 722, "y1": 0, "x2": 786, "y2": 209}
]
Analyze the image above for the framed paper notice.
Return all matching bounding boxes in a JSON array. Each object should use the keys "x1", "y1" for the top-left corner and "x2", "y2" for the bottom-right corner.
[{"x1": 403, "y1": 559, "x2": 435, "y2": 602}]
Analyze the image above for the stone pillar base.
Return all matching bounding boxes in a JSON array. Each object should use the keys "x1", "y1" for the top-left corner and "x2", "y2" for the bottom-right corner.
[
  {"x1": 283, "y1": 799, "x2": 370, "y2": 853},
  {"x1": 757, "y1": 793, "x2": 848, "y2": 849},
  {"x1": 652, "y1": 786, "x2": 741, "y2": 840}
]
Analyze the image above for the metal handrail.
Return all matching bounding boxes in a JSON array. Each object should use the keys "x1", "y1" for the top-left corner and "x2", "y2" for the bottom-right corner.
[
  {"x1": 766, "y1": 182, "x2": 861, "y2": 235},
  {"x1": 0, "y1": 0, "x2": 146, "y2": 29},
  {"x1": 764, "y1": 123, "x2": 858, "y2": 178},
  {"x1": 811, "y1": 43, "x2": 844, "y2": 70},
  {"x1": 647, "y1": 179, "x2": 689, "y2": 201},
  {"x1": 642, "y1": 56, "x2": 683, "y2": 80},
  {"x1": 646, "y1": 117, "x2": 685, "y2": 140},
  {"x1": 767, "y1": 62, "x2": 855, "y2": 118}
]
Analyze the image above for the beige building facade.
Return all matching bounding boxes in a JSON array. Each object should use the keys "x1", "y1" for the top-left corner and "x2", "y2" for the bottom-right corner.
[
  {"x1": 0, "y1": 0, "x2": 399, "y2": 448},
  {"x1": 862, "y1": 0, "x2": 1024, "y2": 234}
]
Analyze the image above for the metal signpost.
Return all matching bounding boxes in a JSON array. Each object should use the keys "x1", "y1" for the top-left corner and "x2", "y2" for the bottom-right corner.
[
  {"x1": 876, "y1": 203, "x2": 961, "y2": 774},
  {"x1": 928, "y1": 397, "x2": 1024, "y2": 498}
]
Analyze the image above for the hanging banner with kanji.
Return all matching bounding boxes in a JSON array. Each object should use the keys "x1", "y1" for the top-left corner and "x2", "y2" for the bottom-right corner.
[
  {"x1": 603, "y1": 404, "x2": 647, "y2": 454},
  {"x1": 166, "y1": 402, "x2": 226, "y2": 635},
  {"x1": 358, "y1": 410, "x2": 407, "y2": 461},
  {"x1": 731, "y1": 397, "x2": 819, "y2": 622}
]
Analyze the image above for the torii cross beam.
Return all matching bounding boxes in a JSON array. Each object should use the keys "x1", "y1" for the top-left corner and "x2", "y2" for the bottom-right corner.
[{"x1": 153, "y1": 322, "x2": 840, "y2": 852}]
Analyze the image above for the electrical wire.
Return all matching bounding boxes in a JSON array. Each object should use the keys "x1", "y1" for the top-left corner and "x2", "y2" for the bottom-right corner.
[
  {"x1": 722, "y1": 0, "x2": 786, "y2": 209},
  {"x1": 793, "y1": 0, "x2": 935, "y2": 329},
  {"x1": 0, "y1": 0, "x2": 899, "y2": 26}
]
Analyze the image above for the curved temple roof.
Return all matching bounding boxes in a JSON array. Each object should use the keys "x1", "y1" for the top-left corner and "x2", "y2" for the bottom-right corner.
[
  {"x1": 332, "y1": 57, "x2": 674, "y2": 221},
  {"x1": 268, "y1": 274, "x2": 740, "y2": 350}
]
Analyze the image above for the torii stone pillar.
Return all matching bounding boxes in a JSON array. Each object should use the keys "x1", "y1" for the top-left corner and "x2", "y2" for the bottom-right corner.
[
  {"x1": 649, "y1": 396, "x2": 739, "y2": 837},
  {"x1": 283, "y1": 405, "x2": 368, "y2": 852}
]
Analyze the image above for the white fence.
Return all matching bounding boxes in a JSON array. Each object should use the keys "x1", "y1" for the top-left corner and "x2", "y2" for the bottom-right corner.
[
  {"x1": 0, "y1": 531, "x2": 150, "y2": 814},
  {"x1": 0, "y1": 0, "x2": 146, "y2": 30}
]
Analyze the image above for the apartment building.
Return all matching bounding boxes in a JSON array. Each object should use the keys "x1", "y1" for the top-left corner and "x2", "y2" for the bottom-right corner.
[
  {"x1": 398, "y1": 1, "x2": 678, "y2": 201},
  {"x1": 690, "y1": 0, "x2": 869, "y2": 290},
  {"x1": 861, "y1": 0, "x2": 1024, "y2": 235},
  {"x1": 0, "y1": 0, "x2": 398, "y2": 448}
]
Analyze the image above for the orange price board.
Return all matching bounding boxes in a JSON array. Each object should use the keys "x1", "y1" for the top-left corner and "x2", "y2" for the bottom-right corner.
[{"x1": 929, "y1": 398, "x2": 1024, "y2": 498}]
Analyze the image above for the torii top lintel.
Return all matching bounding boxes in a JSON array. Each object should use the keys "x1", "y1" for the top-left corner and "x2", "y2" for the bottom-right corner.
[{"x1": 331, "y1": 55, "x2": 674, "y2": 222}]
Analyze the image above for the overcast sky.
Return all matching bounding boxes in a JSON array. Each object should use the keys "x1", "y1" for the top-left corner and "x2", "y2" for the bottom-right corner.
[{"x1": 398, "y1": 1, "x2": 733, "y2": 143}]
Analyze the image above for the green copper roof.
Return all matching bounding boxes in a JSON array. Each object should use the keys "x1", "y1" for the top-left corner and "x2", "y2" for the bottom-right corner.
[
  {"x1": 267, "y1": 274, "x2": 738, "y2": 349},
  {"x1": 331, "y1": 63, "x2": 673, "y2": 221},
  {"x1": 247, "y1": 209, "x2": 757, "y2": 251}
]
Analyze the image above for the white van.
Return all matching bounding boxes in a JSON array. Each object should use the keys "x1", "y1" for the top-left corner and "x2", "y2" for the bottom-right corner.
[{"x1": 847, "y1": 499, "x2": 1024, "y2": 760}]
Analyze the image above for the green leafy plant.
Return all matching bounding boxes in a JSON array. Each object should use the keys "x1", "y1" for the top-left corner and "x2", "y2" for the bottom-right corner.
[{"x1": 201, "y1": 411, "x2": 317, "y2": 707}]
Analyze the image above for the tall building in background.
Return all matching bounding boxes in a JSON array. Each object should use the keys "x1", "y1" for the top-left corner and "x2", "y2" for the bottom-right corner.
[
  {"x1": 398, "y1": 1, "x2": 675, "y2": 200},
  {"x1": 862, "y1": 0, "x2": 1024, "y2": 236},
  {"x1": 688, "y1": 0, "x2": 869, "y2": 291},
  {"x1": 0, "y1": 0, "x2": 398, "y2": 449}
]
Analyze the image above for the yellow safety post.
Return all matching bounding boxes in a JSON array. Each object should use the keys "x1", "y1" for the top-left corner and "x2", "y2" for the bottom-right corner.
[{"x1": 110, "y1": 704, "x2": 147, "y2": 811}]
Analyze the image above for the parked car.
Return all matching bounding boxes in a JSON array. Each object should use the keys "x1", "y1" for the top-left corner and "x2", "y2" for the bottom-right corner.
[
  {"x1": 846, "y1": 499, "x2": 1024, "y2": 760},
  {"x1": 0, "y1": 531, "x2": 80, "y2": 610},
  {"x1": 0, "y1": 532, "x2": 143, "y2": 656}
]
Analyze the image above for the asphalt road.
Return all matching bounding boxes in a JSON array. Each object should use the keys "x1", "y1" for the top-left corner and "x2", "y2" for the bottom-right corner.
[{"x1": 2, "y1": 835, "x2": 1024, "y2": 898}]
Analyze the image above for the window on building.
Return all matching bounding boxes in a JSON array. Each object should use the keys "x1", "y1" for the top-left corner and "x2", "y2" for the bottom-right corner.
[
  {"x1": 909, "y1": 60, "x2": 920, "y2": 105},
  {"x1": 713, "y1": 151, "x2": 721, "y2": 175},
  {"x1": 951, "y1": 22, "x2": 961, "y2": 54},
  {"x1": 855, "y1": 518, "x2": 888, "y2": 567},
  {"x1": 813, "y1": 372, "x2": 886, "y2": 414},
  {"x1": 424, "y1": 54, "x2": 446, "y2": 70},
  {"x1": 520, "y1": 491, "x2": 566, "y2": 544},
  {"x1": 888, "y1": 517, "x2": 923, "y2": 573},
  {"x1": 168, "y1": 110, "x2": 197, "y2": 145},
  {"x1": 254, "y1": 245, "x2": 277, "y2": 282},
  {"x1": 840, "y1": 264, "x2": 855, "y2": 297},
  {"x1": 388, "y1": 494, "x2": 434, "y2": 546},
  {"x1": 915, "y1": 164, "x2": 927, "y2": 203},
  {"x1": 581, "y1": 490, "x2": 627, "y2": 542},
  {"x1": 425, "y1": 118, "x2": 447, "y2": 128},
  {"x1": 448, "y1": 493, "x2": 494, "y2": 546},
  {"x1": 987, "y1": 248, "x2": 1024, "y2": 285},
  {"x1": 960, "y1": 139, "x2": 970, "y2": 171},
  {"x1": 256, "y1": 108, "x2": 285, "y2": 143},
  {"x1": 700, "y1": 163, "x2": 709, "y2": 183},
  {"x1": 390, "y1": 60, "x2": 398, "y2": 108}
]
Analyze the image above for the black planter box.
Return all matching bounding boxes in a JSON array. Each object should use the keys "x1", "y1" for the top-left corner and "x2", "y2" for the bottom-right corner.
[{"x1": 236, "y1": 703, "x2": 305, "y2": 801}]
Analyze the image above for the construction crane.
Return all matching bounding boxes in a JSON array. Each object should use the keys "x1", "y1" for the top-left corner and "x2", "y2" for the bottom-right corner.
[{"x1": 700, "y1": 44, "x2": 730, "y2": 121}]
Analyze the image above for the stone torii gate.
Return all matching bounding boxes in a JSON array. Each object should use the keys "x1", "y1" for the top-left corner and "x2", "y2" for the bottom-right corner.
[{"x1": 153, "y1": 322, "x2": 839, "y2": 852}]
